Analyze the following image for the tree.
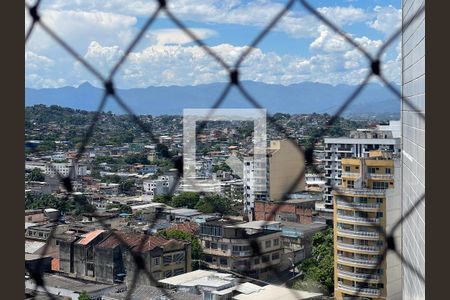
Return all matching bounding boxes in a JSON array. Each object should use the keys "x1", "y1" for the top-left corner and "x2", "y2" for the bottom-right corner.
[
  {"x1": 292, "y1": 228, "x2": 334, "y2": 295},
  {"x1": 157, "y1": 229, "x2": 203, "y2": 269},
  {"x1": 195, "y1": 194, "x2": 231, "y2": 215},
  {"x1": 27, "y1": 168, "x2": 45, "y2": 182},
  {"x1": 172, "y1": 192, "x2": 200, "y2": 208},
  {"x1": 119, "y1": 179, "x2": 135, "y2": 194},
  {"x1": 153, "y1": 194, "x2": 172, "y2": 205},
  {"x1": 78, "y1": 291, "x2": 91, "y2": 300}
]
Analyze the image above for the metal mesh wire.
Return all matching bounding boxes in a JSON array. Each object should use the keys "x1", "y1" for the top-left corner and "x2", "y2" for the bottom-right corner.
[{"x1": 24, "y1": 0, "x2": 425, "y2": 299}]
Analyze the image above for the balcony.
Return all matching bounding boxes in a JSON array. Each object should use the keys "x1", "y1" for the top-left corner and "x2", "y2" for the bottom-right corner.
[
  {"x1": 337, "y1": 270, "x2": 381, "y2": 281},
  {"x1": 231, "y1": 251, "x2": 253, "y2": 257},
  {"x1": 341, "y1": 172, "x2": 360, "y2": 178},
  {"x1": 336, "y1": 214, "x2": 380, "y2": 225},
  {"x1": 366, "y1": 173, "x2": 394, "y2": 180},
  {"x1": 336, "y1": 200, "x2": 381, "y2": 211},
  {"x1": 337, "y1": 282, "x2": 381, "y2": 296},
  {"x1": 337, "y1": 255, "x2": 379, "y2": 267},
  {"x1": 334, "y1": 187, "x2": 385, "y2": 196},
  {"x1": 337, "y1": 242, "x2": 382, "y2": 254},
  {"x1": 337, "y1": 228, "x2": 380, "y2": 239}
]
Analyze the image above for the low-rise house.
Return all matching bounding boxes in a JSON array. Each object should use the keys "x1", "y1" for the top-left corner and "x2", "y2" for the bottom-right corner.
[{"x1": 199, "y1": 219, "x2": 283, "y2": 280}]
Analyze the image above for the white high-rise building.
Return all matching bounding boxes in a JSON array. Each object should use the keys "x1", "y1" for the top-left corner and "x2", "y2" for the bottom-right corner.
[
  {"x1": 323, "y1": 130, "x2": 400, "y2": 211},
  {"x1": 401, "y1": 0, "x2": 425, "y2": 299}
]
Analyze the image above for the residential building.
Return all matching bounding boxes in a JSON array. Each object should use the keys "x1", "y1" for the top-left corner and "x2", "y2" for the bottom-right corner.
[
  {"x1": 57, "y1": 229, "x2": 192, "y2": 285},
  {"x1": 333, "y1": 151, "x2": 401, "y2": 299},
  {"x1": 323, "y1": 130, "x2": 400, "y2": 210},
  {"x1": 253, "y1": 196, "x2": 318, "y2": 224},
  {"x1": 244, "y1": 140, "x2": 305, "y2": 221},
  {"x1": 44, "y1": 159, "x2": 88, "y2": 178},
  {"x1": 143, "y1": 175, "x2": 176, "y2": 200},
  {"x1": 199, "y1": 219, "x2": 282, "y2": 280},
  {"x1": 401, "y1": 0, "x2": 425, "y2": 299}
]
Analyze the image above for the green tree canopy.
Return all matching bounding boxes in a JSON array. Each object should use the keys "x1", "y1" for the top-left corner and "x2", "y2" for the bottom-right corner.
[
  {"x1": 293, "y1": 228, "x2": 334, "y2": 295},
  {"x1": 172, "y1": 192, "x2": 200, "y2": 209},
  {"x1": 27, "y1": 168, "x2": 45, "y2": 182}
]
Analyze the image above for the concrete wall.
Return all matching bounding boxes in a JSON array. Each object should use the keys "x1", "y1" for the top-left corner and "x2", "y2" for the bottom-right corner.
[
  {"x1": 401, "y1": 0, "x2": 425, "y2": 299},
  {"x1": 269, "y1": 140, "x2": 305, "y2": 200},
  {"x1": 254, "y1": 200, "x2": 314, "y2": 223}
]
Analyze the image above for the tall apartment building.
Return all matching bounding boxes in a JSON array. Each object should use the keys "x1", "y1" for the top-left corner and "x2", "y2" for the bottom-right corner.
[
  {"x1": 401, "y1": 0, "x2": 425, "y2": 299},
  {"x1": 333, "y1": 151, "x2": 401, "y2": 299},
  {"x1": 199, "y1": 219, "x2": 283, "y2": 280},
  {"x1": 323, "y1": 130, "x2": 400, "y2": 210},
  {"x1": 244, "y1": 140, "x2": 305, "y2": 221}
]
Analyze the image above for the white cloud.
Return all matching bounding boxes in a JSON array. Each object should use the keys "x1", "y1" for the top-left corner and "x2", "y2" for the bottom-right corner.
[
  {"x1": 25, "y1": 1, "x2": 402, "y2": 88},
  {"x1": 149, "y1": 28, "x2": 218, "y2": 46},
  {"x1": 368, "y1": 5, "x2": 401, "y2": 35}
]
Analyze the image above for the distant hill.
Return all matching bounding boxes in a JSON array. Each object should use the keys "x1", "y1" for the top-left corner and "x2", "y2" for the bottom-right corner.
[{"x1": 25, "y1": 81, "x2": 401, "y2": 115}]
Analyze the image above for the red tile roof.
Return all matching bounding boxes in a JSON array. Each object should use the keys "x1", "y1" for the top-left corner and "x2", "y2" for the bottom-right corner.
[
  {"x1": 96, "y1": 231, "x2": 172, "y2": 253},
  {"x1": 77, "y1": 229, "x2": 106, "y2": 245},
  {"x1": 167, "y1": 222, "x2": 199, "y2": 235}
]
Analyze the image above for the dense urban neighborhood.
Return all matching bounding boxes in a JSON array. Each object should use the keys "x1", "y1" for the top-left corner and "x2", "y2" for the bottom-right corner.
[{"x1": 24, "y1": 105, "x2": 404, "y2": 300}]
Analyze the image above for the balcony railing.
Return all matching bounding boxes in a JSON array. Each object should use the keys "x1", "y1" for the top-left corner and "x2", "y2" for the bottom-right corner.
[
  {"x1": 231, "y1": 251, "x2": 253, "y2": 257},
  {"x1": 366, "y1": 173, "x2": 394, "y2": 180},
  {"x1": 337, "y1": 228, "x2": 380, "y2": 239},
  {"x1": 337, "y1": 242, "x2": 382, "y2": 253},
  {"x1": 337, "y1": 255, "x2": 379, "y2": 266},
  {"x1": 337, "y1": 282, "x2": 381, "y2": 296},
  {"x1": 341, "y1": 172, "x2": 360, "y2": 177},
  {"x1": 334, "y1": 187, "x2": 386, "y2": 196},
  {"x1": 336, "y1": 200, "x2": 381, "y2": 210},
  {"x1": 337, "y1": 270, "x2": 381, "y2": 281},
  {"x1": 336, "y1": 214, "x2": 380, "y2": 224}
]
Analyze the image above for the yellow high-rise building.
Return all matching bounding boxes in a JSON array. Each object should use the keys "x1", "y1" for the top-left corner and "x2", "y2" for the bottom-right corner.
[{"x1": 333, "y1": 151, "x2": 401, "y2": 299}]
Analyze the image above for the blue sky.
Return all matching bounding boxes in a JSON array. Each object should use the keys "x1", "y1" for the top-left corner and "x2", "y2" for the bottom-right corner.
[{"x1": 25, "y1": 0, "x2": 401, "y2": 88}]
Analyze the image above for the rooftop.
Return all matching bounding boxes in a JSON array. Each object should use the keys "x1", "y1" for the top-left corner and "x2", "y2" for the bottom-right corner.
[
  {"x1": 77, "y1": 229, "x2": 106, "y2": 245},
  {"x1": 96, "y1": 231, "x2": 174, "y2": 253}
]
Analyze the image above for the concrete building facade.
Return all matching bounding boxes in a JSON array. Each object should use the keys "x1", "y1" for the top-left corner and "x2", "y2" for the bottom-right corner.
[
  {"x1": 323, "y1": 131, "x2": 400, "y2": 210},
  {"x1": 333, "y1": 152, "x2": 401, "y2": 299},
  {"x1": 199, "y1": 219, "x2": 283, "y2": 280},
  {"x1": 244, "y1": 140, "x2": 305, "y2": 221},
  {"x1": 401, "y1": 0, "x2": 425, "y2": 299}
]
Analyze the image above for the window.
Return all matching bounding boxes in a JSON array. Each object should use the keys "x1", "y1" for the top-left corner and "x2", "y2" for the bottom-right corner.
[
  {"x1": 163, "y1": 255, "x2": 172, "y2": 265},
  {"x1": 273, "y1": 239, "x2": 279, "y2": 246},
  {"x1": 173, "y1": 252, "x2": 185, "y2": 263},
  {"x1": 153, "y1": 257, "x2": 160, "y2": 266},
  {"x1": 376, "y1": 212, "x2": 384, "y2": 218},
  {"x1": 345, "y1": 166, "x2": 350, "y2": 172},
  {"x1": 205, "y1": 241, "x2": 210, "y2": 248},
  {"x1": 368, "y1": 167, "x2": 376, "y2": 173},
  {"x1": 265, "y1": 240, "x2": 272, "y2": 248},
  {"x1": 373, "y1": 181, "x2": 389, "y2": 189},
  {"x1": 220, "y1": 258, "x2": 228, "y2": 266},
  {"x1": 254, "y1": 258, "x2": 260, "y2": 265},
  {"x1": 376, "y1": 198, "x2": 383, "y2": 204},
  {"x1": 272, "y1": 252, "x2": 280, "y2": 260},
  {"x1": 347, "y1": 180, "x2": 354, "y2": 188},
  {"x1": 164, "y1": 270, "x2": 172, "y2": 278},
  {"x1": 174, "y1": 268, "x2": 185, "y2": 276},
  {"x1": 385, "y1": 168, "x2": 391, "y2": 174},
  {"x1": 211, "y1": 243, "x2": 218, "y2": 250},
  {"x1": 221, "y1": 244, "x2": 228, "y2": 251},
  {"x1": 262, "y1": 255, "x2": 270, "y2": 263}
]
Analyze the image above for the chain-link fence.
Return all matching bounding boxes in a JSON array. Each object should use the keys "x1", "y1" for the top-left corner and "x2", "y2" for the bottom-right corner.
[{"x1": 25, "y1": 0, "x2": 425, "y2": 299}]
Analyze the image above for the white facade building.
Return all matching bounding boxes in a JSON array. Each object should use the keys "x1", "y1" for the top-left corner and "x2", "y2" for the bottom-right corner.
[
  {"x1": 401, "y1": 0, "x2": 425, "y2": 298},
  {"x1": 143, "y1": 175, "x2": 176, "y2": 200},
  {"x1": 323, "y1": 131, "x2": 400, "y2": 210}
]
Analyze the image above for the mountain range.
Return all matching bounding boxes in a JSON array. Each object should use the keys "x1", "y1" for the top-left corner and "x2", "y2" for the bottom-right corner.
[{"x1": 25, "y1": 81, "x2": 401, "y2": 115}]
